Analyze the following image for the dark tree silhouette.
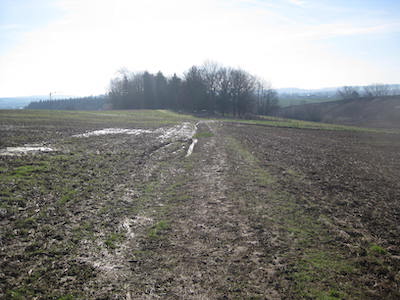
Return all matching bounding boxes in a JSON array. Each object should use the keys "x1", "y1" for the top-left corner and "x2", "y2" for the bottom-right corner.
[
  {"x1": 336, "y1": 86, "x2": 360, "y2": 100},
  {"x1": 26, "y1": 96, "x2": 106, "y2": 110},
  {"x1": 363, "y1": 84, "x2": 391, "y2": 97},
  {"x1": 167, "y1": 73, "x2": 182, "y2": 110},
  {"x1": 107, "y1": 62, "x2": 279, "y2": 117}
]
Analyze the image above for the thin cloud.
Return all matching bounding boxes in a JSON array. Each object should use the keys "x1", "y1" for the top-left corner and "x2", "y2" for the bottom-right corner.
[
  {"x1": 0, "y1": 24, "x2": 23, "y2": 31},
  {"x1": 295, "y1": 22, "x2": 400, "y2": 40},
  {"x1": 0, "y1": 0, "x2": 399, "y2": 96},
  {"x1": 288, "y1": 0, "x2": 306, "y2": 6}
]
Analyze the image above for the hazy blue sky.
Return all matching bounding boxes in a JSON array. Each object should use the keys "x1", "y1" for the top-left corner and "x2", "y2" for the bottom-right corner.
[{"x1": 0, "y1": 0, "x2": 399, "y2": 97}]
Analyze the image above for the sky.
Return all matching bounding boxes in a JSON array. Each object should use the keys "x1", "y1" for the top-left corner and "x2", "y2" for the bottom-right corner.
[{"x1": 0, "y1": 0, "x2": 399, "y2": 97}]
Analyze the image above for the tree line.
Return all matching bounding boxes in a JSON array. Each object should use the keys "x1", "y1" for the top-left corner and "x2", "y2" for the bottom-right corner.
[
  {"x1": 26, "y1": 96, "x2": 106, "y2": 110},
  {"x1": 336, "y1": 84, "x2": 400, "y2": 100},
  {"x1": 108, "y1": 62, "x2": 279, "y2": 116}
]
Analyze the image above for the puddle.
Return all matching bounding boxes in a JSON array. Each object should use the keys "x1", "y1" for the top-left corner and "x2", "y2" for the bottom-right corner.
[
  {"x1": 73, "y1": 123, "x2": 197, "y2": 142},
  {"x1": 72, "y1": 122, "x2": 199, "y2": 156},
  {"x1": 157, "y1": 122, "x2": 198, "y2": 156},
  {"x1": 73, "y1": 128, "x2": 152, "y2": 138},
  {"x1": 0, "y1": 145, "x2": 54, "y2": 156},
  {"x1": 157, "y1": 122, "x2": 196, "y2": 142},
  {"x1": 186, "y1": 138, "x2": 198, "y2": 157}
]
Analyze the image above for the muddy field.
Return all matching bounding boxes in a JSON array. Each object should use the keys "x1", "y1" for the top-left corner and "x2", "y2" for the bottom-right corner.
[{"x1": 0, "y1": 110, "x2": 399, "y2": 299}]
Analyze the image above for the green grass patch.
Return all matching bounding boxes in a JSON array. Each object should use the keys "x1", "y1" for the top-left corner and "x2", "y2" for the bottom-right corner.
[
  {"x1": 223, "y1": 116, "x2": 398, "y2": 134},
  {"x1": 6, "y1": 287, "x2": 36, "y2": 300},
  {"x1": 369, "y1": 244, "x2": 387, "y2": 255},
  {"x1": 292, "y1": 251, "x2": 355, "y2": 299},
  {"x1": 58, "y1": 189, "x2": 78, "y2": 205},
  {"x1": 15, "y1": 216, "x2": 37, "y2": 229},
  {"x1": 193, "y1": 131, "x2": 214, "y2": 138},
  {"x1": 226, "y1": 137, "x2": 259, "y2": 164},
  {"x1": 225, "y1": 135, "x2": 361, "y2": 299},
  {"x1": 148, "y1": 220, "x2": 170, "y2": 239},
  {"x1": 5, "y1": 163, "x2": 49, "y2": 179},
  {"x1": 278, "y1": 97, "x2": 339, "y2": 107},
  {"x1": 71, "y1": 222, "x2": 96, "y2": 242},
  {"x1": 226, "y1": 136, "x2": 275, "y2": 187},
  {"x1": 0, "y1": 109, "x2": 196, "y2": 128},
  {"x1": 104, "y1": 233, "x2": 126, "y2": 249}
]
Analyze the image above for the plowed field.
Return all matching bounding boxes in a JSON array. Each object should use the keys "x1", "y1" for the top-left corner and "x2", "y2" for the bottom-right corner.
[{"x1": 1, "y1": 110, "x2": 399, "y2": 299}]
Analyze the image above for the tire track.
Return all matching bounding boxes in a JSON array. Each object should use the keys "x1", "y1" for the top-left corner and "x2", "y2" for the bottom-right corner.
[{"x1": 132, "y1": 121, "x2": 280, "y2": 299}]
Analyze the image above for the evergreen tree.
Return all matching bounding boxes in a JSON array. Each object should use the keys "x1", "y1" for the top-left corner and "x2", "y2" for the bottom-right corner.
[{"x1": 155, "y1": 71, "x2": 168, "y2": 108}]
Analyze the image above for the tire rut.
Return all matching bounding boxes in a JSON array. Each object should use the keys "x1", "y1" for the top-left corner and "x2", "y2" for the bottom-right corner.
[{"x1": 140, "y1": 121, "x2": 280, "y2": 299}]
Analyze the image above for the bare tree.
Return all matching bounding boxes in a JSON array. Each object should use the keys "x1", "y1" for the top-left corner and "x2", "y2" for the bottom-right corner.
[
  {"x1": 363, "y1": 84, "x2": 391, "y2": 97},
  {"x1": 336, "y1": 86, "x2": 360, "y2": 100},
  {"x1": 216, "y1": 67, "x2": 232, "y2": 116},
  {"x1": 390, "y1": 85, "x2": 400, "y2": 96},
  {"x1": 255, "y1": 80, "x2": 279, "y2": 115},
  {"x1": 108, "y1": 77, "x2": 126, "y2": 109},
  {"x1": 229, "y1": 69, "x2": 256, "y2": 117},
  {"x1": 200, "y1": 61, "x2": 221, "y2": 111}
]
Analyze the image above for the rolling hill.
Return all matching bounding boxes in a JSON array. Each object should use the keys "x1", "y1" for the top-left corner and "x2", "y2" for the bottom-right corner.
[{"x1": 278, "y1": 96, "x2": 400, "y2": 129}]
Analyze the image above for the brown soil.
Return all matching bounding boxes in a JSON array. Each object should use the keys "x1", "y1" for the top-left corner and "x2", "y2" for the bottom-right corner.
[{"x1": 1, "y1": 112, "x2": 399, "y2": 299}]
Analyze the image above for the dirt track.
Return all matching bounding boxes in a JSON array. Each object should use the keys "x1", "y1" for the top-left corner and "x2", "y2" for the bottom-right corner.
[
  {"x1": 1, "y1": 111, "x2": 400, "y2": 299},
  {"x1": 125, "y1": 121, "x2": 282, "y2": 299}
]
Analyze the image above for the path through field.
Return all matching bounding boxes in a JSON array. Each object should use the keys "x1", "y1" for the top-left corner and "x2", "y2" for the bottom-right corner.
[{"x1": 123, "y1": 121, "x2": 282, "y2": 299}]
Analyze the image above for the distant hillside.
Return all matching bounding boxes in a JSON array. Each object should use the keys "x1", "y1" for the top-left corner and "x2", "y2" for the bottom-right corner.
[
  {"x1": 277, "y1": 88, "x2": 338, "y2": 107},
  {"x1": 277, "y1": 84, "x2": 400, "y2": 107},
  {"x1": 0, "y1": 95, "x2": 73, "y2": 109},
  {"x1": 277, "y1": 96, "x2": 400, "y2": 129},
  {"x1": 0, "y1": 97, "x2": 35, "y2": 109},
  {"x1": 26, "y1": 96, "x2": 107, "y2": 110}
]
